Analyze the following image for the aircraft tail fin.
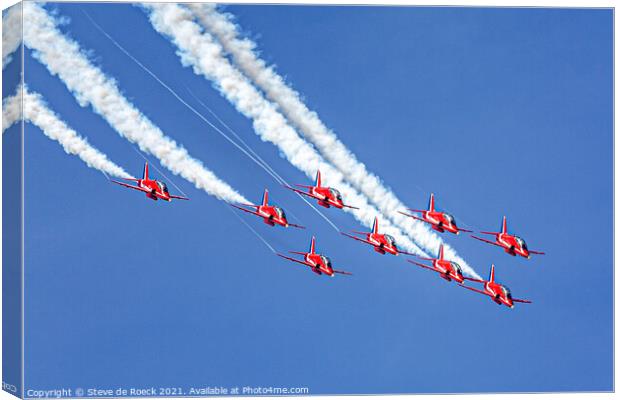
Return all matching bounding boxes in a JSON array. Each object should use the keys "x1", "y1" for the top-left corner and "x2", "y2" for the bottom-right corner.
[
  {"x1": 315, "y1": 170, "x2": 322, "y2": 188},
  {"x1": 309, "y1": 236, "x2": 316, "y2": 254},
  {"x1": 438, "y1": 244, "x2": 444, "y2": 260},
  {"x1": 428, "y1": 193, "x2": 435, "y2": 212},
  {"x1": 488, "y1": 264, "x2": 496, "y2": 283},
  {"x1": 142, "y1": 162, "x2": 149, "y2": 181},
  {"x1": 372, "y1": 217, "x2": 379, "y2": 234},
  {"x1": 501, "y1": 216, "x2": 507, "y2": 234},
  {"x1": 262, "y1": 189, "x2": 269, "y2": 206}
]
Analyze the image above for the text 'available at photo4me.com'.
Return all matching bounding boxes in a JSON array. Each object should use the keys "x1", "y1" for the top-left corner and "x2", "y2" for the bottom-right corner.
[{"x1": 23, "y1": 386, "x2": 311, "y2": 398}]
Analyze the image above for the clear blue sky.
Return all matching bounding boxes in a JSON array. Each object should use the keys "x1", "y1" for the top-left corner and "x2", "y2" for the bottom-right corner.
[{"x1": 9, "y1": 3, "x2": 613, "y2": 394}]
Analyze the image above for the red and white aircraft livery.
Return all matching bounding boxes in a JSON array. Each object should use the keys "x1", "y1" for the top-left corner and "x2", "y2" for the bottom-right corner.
[
  {"x1": 284, "y1": 170, "x2": 358, "y2": 210},
  {"x1": 277, "y1": 236, "x2": 352, "y2": 277},
  {"x1": 459, "y1": 265, "x2": 532, "y2": 309},
  {"x1": 111, "y1": 162, "x2": 189, "y2": 202},
  {"x1": 407, "y1": 244, "x2": 464, "y2": 284},
  {"x1": 342, "y1": 217, "x2": 416, "y2": 256},
  {"x1": 399, "y1": 193, "x2": 471, "y2": 235},
  {"x1": 230, "y1": 189, "x2": 304, "y2": 229},
  {"x1": 471, "y1": 216, "x2": 544, "y2": 259}
]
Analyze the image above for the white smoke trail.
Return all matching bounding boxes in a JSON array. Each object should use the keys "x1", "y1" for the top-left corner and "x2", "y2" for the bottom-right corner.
[
  {"x1": 2, "y1": 4, "x2": 22, "y2": 69},
  {"x1": 3, "y1": 85, "x2": 132, "y2": 178},
  {"x1": 22, "y1": 2, "x2": 248, "y2": 204},
  {"x1": 79, "y1": 8, "x2": 338, "y2": 232},
  {"x1": 2, "y1": 86, "x2": 21, "y2": 131},
  {"x1": 189, "y1": 5, "x2": 480, "y2": 273},
  {"x1": 190, "y1": 5, "x2": 481, "y2": 278},
  {"x1": 144, "y1": 3, "x2": 429, "y2": 259}
]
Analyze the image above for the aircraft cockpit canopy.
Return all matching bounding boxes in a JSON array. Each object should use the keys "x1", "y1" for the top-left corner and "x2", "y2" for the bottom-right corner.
[
  {"x1": 157, "y1": 181, "x2": 169, "y2": 193},
  {"x1": 451, "y1": 262, "x2": 463, "y2": 276},
  {"x1": 329, "y1": 188, "x2": 342, "y2": 200},
  {"x1": 274, "y1": 206, "x2": 286, "y2": 220},
  {"x1": 444, "y1": 213, "x2": 455, "y2": 224},
  {"x1": 501, "y1": 285, "x2": 512, "y2": 299},
  {"x1": 384, "y1": 234, "x2": 396, "y2": 245},
  {"x1": 320, "y1": 255, "x2": 332, "y2": 267},
  {"x1": 515, "y1": 236, "x2": 528, "y2": 250}
]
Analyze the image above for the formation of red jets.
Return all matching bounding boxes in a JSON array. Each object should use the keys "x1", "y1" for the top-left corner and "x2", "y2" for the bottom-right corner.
[{"x1": 113, "y1": 164, "x2": 544, "y2": 309}]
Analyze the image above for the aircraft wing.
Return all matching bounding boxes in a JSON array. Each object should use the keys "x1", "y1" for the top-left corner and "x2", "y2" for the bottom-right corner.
[
  {"x1": 457, "y1": 227, "x2": 474, "y2": 233},
  {"x1": 341, "y1": 204, "x2": 360, "y2": 210},
  {"x1": 229, "y1": 203, "x2": 263, "y2": 217},
  {"x1": 397, "y1": 249, "x2": 420, "y2": 256},
  {"x1": 341, "y1": 232, "x2": 375, "y2": 246},
  {"x1": 111, "y1": 180, "x2": 151, "y2": 194},
  {"x1": 398, "y1": 211, "x2": 437, "y2": 226},
  {"x1": 283, "y1": 185, "x2": 320, "y2": 200},
  {"x1": 276, "y1": 253, "x2": 312, "y2": 268},
  {"x1": 407, "y1": 260, "x2": 438, "y2": 273},
  {"x1": 513, "y1": 298, "x2": 532, "y2": 304},
  {"x1": 169, "y1": 194, "x2": 190, "y2": 201},
  {"x1": 288, "y1": 223, "x2": 306, "y2": 229},
  {"x1": 471, "y1": 235, "x2": 502, "y2": 247},
  {"x1": 398, "y1": 211, "x2": 426, "y2": 222},
  {"x1": 529, "y1": 250, "x2": 545, "y2": 255},
  {"x1": 333, "y1": 269, "x2": 353, "y2": 276},
  {"x1": 459, "y1": 284, "x2": 493, "y2": 297}
]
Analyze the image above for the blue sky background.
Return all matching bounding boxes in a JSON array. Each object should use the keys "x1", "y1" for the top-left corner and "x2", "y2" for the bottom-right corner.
[{"x1": 7, "y1": 3, "x2": 613, "y2": 394}]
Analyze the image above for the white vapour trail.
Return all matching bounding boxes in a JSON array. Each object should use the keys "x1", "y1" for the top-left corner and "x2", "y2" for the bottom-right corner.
[
  {"x1": 144, "y1": 3, "x2": 428, "y2": 258},
  {"x1": 22, "y1": 2, "x2": 248, "y2": 204},
  {"x1": 2, "y1": 87, "x2": 21, "y2": 132},
  {"x1": 80, "y1": 9, "x2": 337, "y2": 231},
  {"x1": 3, "y1": 86, "x2": 132, "y2": 178},
  {"x1": 2, "y1": 4, "x2": 22, "y2": 69},
  {"x1": 188, "y1": 5, "x2": 481, "y2": 277}
]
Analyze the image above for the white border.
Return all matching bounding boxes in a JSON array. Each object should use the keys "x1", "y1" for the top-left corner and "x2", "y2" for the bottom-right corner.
[{"x1": 0, "y1": 1, "x2": 615, "y2": 400}]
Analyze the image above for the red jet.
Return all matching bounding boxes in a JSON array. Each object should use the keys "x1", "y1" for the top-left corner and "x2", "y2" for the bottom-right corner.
[
  {"x1": 342, "y1": 217, "x2": 416, "y2": 256},
  {"x1": 407, "y1": 244, "x2": 464, "y2": 284},
  {"x1": 471, "y1": 216, "x2": 544, "y2": 259},
  {"x1": 277, "y1": 236, "x2": 352, "y2": 277},
  {"x1": 231, "y1": 189, "x2": 304, "y2": 229},
  {"x1": 459, "y1": 265, "x2": 532, "y2": 308},
  {"x1": 284, "y1": 170, "x2": 358, "y2": 209},
  {"x1": 111, "y1": 162, "x2": 189, "y2": 201},
  {"x1": 399, "y1": 193, "x2": 471, "y2": 235}
]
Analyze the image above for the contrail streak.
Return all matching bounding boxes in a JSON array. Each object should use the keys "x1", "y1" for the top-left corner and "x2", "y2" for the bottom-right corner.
[
  {"x1": 22, "y1": 2, "x2": 248, "y2": 204},
  {"x1": 144, "y1": 3, "x2": 429, "y2": 259},
  {"x1": 2, "y1": 4, "x2": 22, "y2": 69},
  {"x1": 189, "y1": 4, "x2": 480, "y2": 278},
  {"x1": 3, "y1": 85, "x2": 132, "y2": 179}
]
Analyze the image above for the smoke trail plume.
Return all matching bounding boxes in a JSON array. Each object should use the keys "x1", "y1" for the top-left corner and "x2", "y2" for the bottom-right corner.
[
  {"x1": 189, "y1": 5, "x2": 480, "y2": 278},
  {"x1": 144, "y1": 3, "x2": 428, "y2": 259},
  {"x1": 2, "y1": 4, "x2": 22, "y2": 69},
  {"x1": 2, "y1": 86, "x2": 21, "y2": 131},
  {"x1": 80, "y1": 8, "x2": 340, "y2": 232},
  {"x1": 3, "y1": 85, "x2": 132, "y2": 178},
  {"x1": 22, "y1": 2, "x2": 248, "y2": 204}
]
